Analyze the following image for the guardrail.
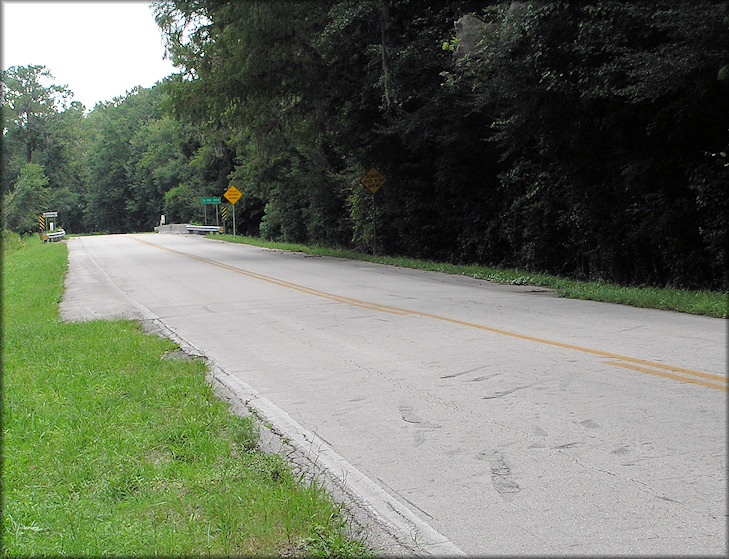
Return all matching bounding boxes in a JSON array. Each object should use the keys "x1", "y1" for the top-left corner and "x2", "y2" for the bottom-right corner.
[
  {"x1": 186, "y1": 225, "x2": 225, "y2": 235},
  {"x1": 42, "y1": 229, "x2": 66, "y2": 242}
]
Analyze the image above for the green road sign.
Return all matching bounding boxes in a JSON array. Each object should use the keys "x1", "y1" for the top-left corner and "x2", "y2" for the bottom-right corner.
[{"x1": 201, "y1": 197, "x2": 221, "y2": 205}]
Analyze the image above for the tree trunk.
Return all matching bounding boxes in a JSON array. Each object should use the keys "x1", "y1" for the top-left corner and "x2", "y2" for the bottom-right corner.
[{"x1": 380, "y1": 3, "x2": 392, "y2": 111}]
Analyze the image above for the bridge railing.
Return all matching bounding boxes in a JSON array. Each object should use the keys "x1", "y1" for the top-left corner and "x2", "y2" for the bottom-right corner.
[{"x1": 186, "y1": 225, "x2": 225, "y2": 235}]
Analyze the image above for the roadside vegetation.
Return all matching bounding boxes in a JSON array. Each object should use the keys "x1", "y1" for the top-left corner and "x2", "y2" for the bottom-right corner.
[
  {"x1": 1, "y1": 232, "x2": 370, "y2": 557},
  {"x1": 214, "y1": 234, "x2": 728, "y2": 319}
]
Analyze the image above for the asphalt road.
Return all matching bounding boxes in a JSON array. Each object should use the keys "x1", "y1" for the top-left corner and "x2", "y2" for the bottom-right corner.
[{"x1": 61, "y1": 233, "x2": 727, "y2": 556}]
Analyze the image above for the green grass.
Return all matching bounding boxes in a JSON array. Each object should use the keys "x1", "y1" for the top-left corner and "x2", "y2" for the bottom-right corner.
[
  {"x1": 2, "y1": 234, "x2": 370, "y2": 557},
  {"x1": 213, "y1": 234, "x2": 727, "y2": 318}
]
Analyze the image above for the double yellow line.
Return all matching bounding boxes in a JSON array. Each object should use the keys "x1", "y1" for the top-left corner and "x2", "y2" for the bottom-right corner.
[{"x1": 133, "y1": 237, "x2": 727, "y2": 392}]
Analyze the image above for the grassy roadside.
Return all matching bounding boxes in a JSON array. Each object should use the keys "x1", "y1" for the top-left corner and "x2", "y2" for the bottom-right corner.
[
  {"x1": 1, "y1": 234, "x2": 369, "y2": 557},
  {"x1": 212, "y1": 234, "x2": 728, "y2": 318}
]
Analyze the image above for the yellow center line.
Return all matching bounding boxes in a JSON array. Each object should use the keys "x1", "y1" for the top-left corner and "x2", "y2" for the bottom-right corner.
[
  {"x1": 132, "y1": 237, "x2": 726, "y2": 390},
  {"x1": 134, "y1": 237, "x2": 408, "y2": 316},
  {"x1": 605, "y1": 361, "x2": 727, "y2": 391}
]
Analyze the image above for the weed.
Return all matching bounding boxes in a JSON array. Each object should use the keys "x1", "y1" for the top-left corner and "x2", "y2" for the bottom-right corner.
[{"x1": 226, "y1": 415, "x2": 260, "y2": 452}]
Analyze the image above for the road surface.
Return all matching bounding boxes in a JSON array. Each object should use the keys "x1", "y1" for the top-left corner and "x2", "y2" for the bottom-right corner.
[{"x1": 61, "y1": 233, "x2": 727, "y2": 556}]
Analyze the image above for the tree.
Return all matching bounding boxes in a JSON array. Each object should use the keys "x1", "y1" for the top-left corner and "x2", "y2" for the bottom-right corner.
[
  {"x1": 127, "y1": 115, "x2": 188, "y2": 230},
  {"x1": 1, "y1": 65, "x2": 72, "y2": 170},
  {"x1": 163, "y1": 183, "x2": 199, "y2": 224},
  {"x1": 85, "y1": 86, "x2": 164, "y2": 233},
  {"x1": 2, "y1": 65, "x2": 89, "y2": 232},
  {"x1": 3, "y1": 163, "x2": 50, "y2": 234},
  {"x1": 448, "y1": 1, "x2": 729, "y2": 288},
  {"x1": 156, "y1": 0, "x2": 349, "y2": 243}
]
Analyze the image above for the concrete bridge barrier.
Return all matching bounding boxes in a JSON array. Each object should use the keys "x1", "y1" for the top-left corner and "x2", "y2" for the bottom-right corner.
[{"x1": 156, "y1": 224, "x2": 191, "y2": 234}]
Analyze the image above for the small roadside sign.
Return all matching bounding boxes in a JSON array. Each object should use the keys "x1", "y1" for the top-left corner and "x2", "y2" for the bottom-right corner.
[
  {"x1": 201, "y1": 197, "x2": 221, "y2": 205},
  {"x1": 360, "y1": 168, "x2": 386, "y2": 194},
  {"x1": 224, "y1": 185, "x2": 242, "y2": 237},
  {"x1": 224, "y1": 185, "x2": 243, "y2": 205},
  {"x1": 359, "y1": 168, "x2": 386, "y2": 254}
]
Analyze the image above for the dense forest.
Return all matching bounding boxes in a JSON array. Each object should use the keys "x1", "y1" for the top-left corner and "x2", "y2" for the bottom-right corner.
[{"x1": 2, "y1": 1, "x2": 727, "y2": 291}]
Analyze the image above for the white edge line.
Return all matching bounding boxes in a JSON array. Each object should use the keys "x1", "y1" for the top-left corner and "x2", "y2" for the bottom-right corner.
[
  {"x1": 210, "y1": 366, "x2": 466, "y2": 557},
  {"x1": 79, "y1": 238, "x2": 157, "y2": 321}
]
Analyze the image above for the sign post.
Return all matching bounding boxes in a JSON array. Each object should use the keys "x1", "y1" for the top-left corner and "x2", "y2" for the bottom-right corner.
[
  {"x1": 223, "y1": 186, "x2": 243, "y2": 237},
  {"x1": 360, "y1": 168, "x2": 386, "y2": 254},
  {"x1": 38, "y1": 211, "x2": 64, "y2": 242},
  {"x1": 201, "y1": 197, "x2": 222, "y2": 226}
]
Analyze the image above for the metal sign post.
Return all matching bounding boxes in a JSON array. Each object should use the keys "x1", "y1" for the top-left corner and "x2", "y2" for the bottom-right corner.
[
  {"x1": 372, "y1": 193, "x2": 378, "y2": 255},
  {"x1": 360, "y1": 168, "x2": 386, "y2": 254},
  {"x1": 224, "y1": 186, "x2": 243, "y2": 237},
  {"x1": 201, "y1": 197, "x2": 222, "y2": 229}
]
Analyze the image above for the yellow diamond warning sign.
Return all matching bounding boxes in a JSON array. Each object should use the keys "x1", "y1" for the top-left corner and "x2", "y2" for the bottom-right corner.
[
  {"x1": 360, "y1": 168, "x2": 386, "y2": 194},
  {"x1": 224, "y1": 185, "x2": 243, "y2": 204}
]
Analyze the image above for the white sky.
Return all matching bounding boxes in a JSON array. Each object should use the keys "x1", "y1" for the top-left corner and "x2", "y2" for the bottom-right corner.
[{"x1": 2, "y1": 1, "x2": 178, "y2": 110}]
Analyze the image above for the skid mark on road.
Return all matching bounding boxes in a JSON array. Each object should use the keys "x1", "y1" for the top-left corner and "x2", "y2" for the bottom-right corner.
[{"x1": 132, "y1": 236, "x2": 726, "y2": 392}]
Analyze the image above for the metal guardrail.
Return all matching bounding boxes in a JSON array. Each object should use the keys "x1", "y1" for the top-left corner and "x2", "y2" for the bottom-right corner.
[
  {"x1": 42, "y1": 229, "x2": 66, "y2": 242},
  {"x1": 186, "y1": 225, "x2": 225, "y2": 234}
]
